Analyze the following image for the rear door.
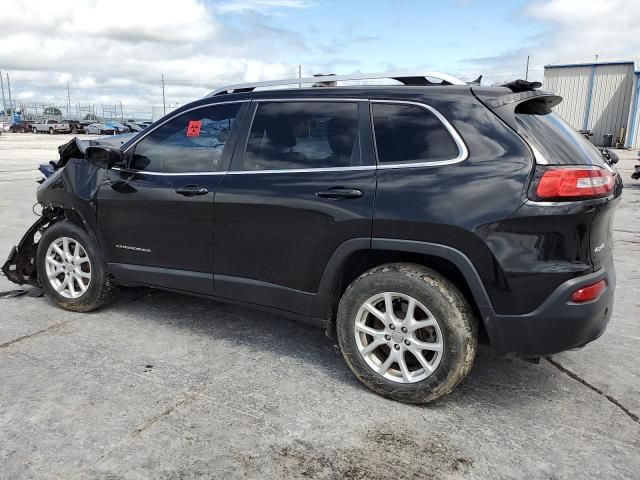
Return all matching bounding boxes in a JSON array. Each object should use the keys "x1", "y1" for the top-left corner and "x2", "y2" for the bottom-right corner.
[
  {"x1": 97, "y1": 101, "x2": 247, "y2": 294},
  {"x1": 213, "y1": 99, "x2": 375, "y2": 315}
]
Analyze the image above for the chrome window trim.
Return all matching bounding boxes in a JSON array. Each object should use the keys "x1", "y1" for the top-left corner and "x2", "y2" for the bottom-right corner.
[
  {"x1": 370, "y1": 99, "x2": 469, "y2": 168},
  {"x1": 110, "y1": 167, "x2": 227, "y2": 176},
  {"x1": 253, "y1": 97, "x2": 364, "y2": 103},
  {"x1": 119, "y1": 97, "x2": 468, "y2": 176},
  {"x1": 228, "y1": 165, "x2": 375, "y2": 175}
]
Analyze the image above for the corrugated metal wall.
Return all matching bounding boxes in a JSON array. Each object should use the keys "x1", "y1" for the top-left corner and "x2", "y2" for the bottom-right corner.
[
  {"x1": 544, "y1": 63, "x2": 635, "y2": 146},
  {"x1": 544, "y1": 66, "x2": 591, "y2": 130},
  {"x1": 626, "y1": 74, "x2": 640, "y2": 149}
]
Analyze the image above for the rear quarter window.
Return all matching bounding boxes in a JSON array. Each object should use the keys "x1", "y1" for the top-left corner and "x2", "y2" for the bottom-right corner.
[{"x1": 372, "y1": 102, "x2": 460, "y2": 165}]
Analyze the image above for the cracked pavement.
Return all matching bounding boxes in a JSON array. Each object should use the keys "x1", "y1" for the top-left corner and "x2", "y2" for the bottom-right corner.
[{"x1": 1, "y1": 133, "x2": 639, "y2": 479}]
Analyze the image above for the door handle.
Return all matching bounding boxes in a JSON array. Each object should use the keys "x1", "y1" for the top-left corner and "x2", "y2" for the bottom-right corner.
[
  {"x1": 175, "y1": 185, "x2": 209, "y2": 196},
  {"x1": 316, "y1": 187, "x2": 364, "y2": 200}
]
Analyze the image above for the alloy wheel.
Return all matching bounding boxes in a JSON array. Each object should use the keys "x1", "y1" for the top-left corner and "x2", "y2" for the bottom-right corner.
[
  {"x1": 44, "y1": 237, "x2": 92, "y2": 299},
  {"x1": 354, "y1": 292, "x2": 444, "y2": 383}
]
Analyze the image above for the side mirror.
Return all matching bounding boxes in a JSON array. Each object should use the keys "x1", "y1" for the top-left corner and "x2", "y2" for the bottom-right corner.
[{"x1": 85, "y1": 145, "x2": 122, "y2": 170}]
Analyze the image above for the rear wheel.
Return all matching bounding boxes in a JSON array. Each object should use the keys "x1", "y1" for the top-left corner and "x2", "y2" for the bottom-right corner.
[
  {"x1": 336, "y1": 263, "x2": 477, "y2": 404},
  {"x1": 37, "y1": 222, "x2": 116, "y2": 312},
  {"x1": 49, "y1": 128, "x2": 54, "y2": 134}
]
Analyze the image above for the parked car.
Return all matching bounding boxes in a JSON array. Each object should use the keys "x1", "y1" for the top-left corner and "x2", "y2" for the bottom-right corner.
[
  {"x1": 1, "y1": 121, "x2": 11, "y2": 132},
  {"x1": 84, "y1": 123, "x2": 116, "y2": 135},
  {"x1": 32, "y1": 119, "x2": 71, "y2": 134},
  {"x1": 1, "y1": 72, "x2": 622, "y2": 404},
  {"x1": 63, "y1": 120, "x2": 87, "y2": 134},
  {"x1": 124, "y1": 122, "x2": 144, "y2": 132},
  {"x1": 9, "y1": 121, "x2": 33, "y2": 133},
  {"x1": 104, "y1": 121, "x2": 130, "y2": 134}
]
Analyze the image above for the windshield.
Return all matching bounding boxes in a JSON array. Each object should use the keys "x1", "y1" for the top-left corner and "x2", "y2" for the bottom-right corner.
[{"x1": 515, "y1": 112, "x2": 606, "y2": 166}]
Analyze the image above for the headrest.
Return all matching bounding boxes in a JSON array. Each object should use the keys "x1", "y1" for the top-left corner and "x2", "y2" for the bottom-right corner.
[
  {"x1": 266, "y1": 117, "x2": 296, "y2": 148},
  {"x1": 327, "y1": 117, "x2": 356, "y2": 156}
]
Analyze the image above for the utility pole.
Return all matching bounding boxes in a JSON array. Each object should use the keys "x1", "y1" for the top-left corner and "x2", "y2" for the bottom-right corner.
[
  {"x1": 161, "y1": 74, "x2": 166, "y2": 115},
  {"x1": 298, "y1": 64, "x2": 302, "y2": 88},
  {"x1": 525, "y1": 55, "x2": 530, "y2": 81},
  {"x1": 0, "y1": 71, "x2": 6, "y2": 117},
  {"x1": 6, "y1": 73, "x2": 14, "y2": 116},
  {"x1": 595, "y1": 54, "x2": 599, "y2": 62},
  {"x1": 120, "y1": 101, "x2": 124, "y2": 122},
  {"x1": 66, "y1": 83, "x2": 71, "y2": 118}
]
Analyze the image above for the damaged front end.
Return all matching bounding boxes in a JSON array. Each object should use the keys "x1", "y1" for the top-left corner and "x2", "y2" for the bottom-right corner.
[
  {"x1": 1, "y1": 209, "x2": 62, "y2": 286},
  {"x1": 2, "y1": 135, "x2": 122, "y2": 287}
]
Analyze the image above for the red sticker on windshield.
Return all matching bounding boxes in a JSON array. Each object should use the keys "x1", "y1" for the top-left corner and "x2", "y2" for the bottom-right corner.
[{"x1": 186, "y1": 120, "x2": 202, "y2": 137}]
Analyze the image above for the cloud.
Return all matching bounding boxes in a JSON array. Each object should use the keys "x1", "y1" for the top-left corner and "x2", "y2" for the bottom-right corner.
[
  {"x1": 525, "y1": 0, "x2": 640, "y2": 61},
  {"x1": 0, "y1": 0, "x2": 303, "y2": 115},
  {"x1": 216, "y1": 0, "x2": 315, "y2": 13},
  {"x1": 460, "y1": 0, "x2": 640, "y2": 84},
  {"x1": 0, "y1": 0, "x2": 216, "y2": 43}
]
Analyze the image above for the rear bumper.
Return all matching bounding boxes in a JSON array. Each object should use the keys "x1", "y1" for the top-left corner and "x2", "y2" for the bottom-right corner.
[{"x1": 487, "y1": 259, "x2": 615, "y2": 357}]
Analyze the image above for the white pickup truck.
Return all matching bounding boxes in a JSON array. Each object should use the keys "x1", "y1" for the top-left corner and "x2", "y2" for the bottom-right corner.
[{"x1": 32, "y1": 119, "x2": 71, "y2": 134}]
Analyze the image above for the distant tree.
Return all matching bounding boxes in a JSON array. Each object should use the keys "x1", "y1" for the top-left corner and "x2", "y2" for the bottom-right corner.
[{"x1": 43, "y1": 106, "x2": 62, "y2": 116}]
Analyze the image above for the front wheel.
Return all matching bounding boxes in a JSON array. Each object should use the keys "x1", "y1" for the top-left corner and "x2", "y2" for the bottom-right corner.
[
  {"x1": 37, "y1": 222, "x2": 116, "y2": 312},
  {"x1": 336, "y1": 263, "x2": 477, "y2": 404}
]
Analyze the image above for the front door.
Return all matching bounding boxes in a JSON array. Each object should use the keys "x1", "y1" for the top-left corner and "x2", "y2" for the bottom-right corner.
[
  {"x1": 97, "y1": 101, "x2": 247, "y2": 294},
  {"x1": 213, "y1": 99, "x2": 376, "y2": 315}
]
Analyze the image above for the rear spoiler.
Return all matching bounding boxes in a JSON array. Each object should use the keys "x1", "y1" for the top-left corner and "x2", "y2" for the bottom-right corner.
[{"x1": 472, "y1": 87, "x2": 562, "y2": 131}]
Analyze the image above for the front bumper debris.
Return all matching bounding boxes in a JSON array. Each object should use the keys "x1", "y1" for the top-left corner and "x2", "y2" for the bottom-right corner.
[{"x1": 1, "y1": 216, "x2": 51, "y2": 286}]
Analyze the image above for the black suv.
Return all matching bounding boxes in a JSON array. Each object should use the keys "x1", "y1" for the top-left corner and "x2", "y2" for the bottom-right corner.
[{"x1": 3, "y1": 73, "x2": 622, "y2": 403}]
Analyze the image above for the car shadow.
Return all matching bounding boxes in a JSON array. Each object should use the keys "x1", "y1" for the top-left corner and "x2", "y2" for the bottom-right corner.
[{"x1": 108, "y1": 286, "x2": 555, "y2": 409}]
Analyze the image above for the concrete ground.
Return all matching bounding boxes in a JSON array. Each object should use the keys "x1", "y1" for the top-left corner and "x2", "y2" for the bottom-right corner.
[{"x1": 0, "y1": 132, "x2": 639, "y2": 479}]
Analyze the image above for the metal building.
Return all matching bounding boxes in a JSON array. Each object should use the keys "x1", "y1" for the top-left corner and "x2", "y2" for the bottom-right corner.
[
  {"x1": 627, "y1": 71, "x2": 640, "y2": 149},
  {"x1": 543, "y1": 61, "x2": 637, "y2": 147}
]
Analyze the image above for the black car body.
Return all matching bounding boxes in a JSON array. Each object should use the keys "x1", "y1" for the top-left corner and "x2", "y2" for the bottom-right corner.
[
  {"x1": 2, "y1": 73, "x2": 622, "y2": 403},
  {"x1": 63, "y1": 120, "x2": 87, "y2": 134}
]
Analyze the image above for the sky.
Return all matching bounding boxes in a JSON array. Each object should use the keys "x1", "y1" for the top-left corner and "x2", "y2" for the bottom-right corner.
[{"x1": 1, "y1": 0, "x2": 639, "y2": 118}]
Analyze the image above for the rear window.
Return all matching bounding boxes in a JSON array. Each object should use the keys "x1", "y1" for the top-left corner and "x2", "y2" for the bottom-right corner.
[
  {"x1": 372, "y1": 103, "x2": 460, "y2": 164},
  {"x1": 515, "y1": 112, "x2": 606, "y2": 166}
]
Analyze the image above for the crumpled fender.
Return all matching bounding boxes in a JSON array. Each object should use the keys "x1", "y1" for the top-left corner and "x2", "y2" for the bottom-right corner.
[
  {"x1": 4, "y1": 136, "x2": 115, "y2": 286},
  {"x1": 1, "y1": 214, "x2": 60, "y2": 286}
]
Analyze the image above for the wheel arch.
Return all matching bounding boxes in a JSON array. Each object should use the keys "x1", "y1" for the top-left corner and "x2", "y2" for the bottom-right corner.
[{"x1": 318, "y1": 238, "x2": 497, "y2": 345}]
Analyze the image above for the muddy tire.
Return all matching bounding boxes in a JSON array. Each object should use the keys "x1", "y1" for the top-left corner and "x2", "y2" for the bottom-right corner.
[
  {"x1": 37, "y1": 221, "x2": 116, "y2": 312},
  {"x1": 336, "y1": 263, "x2": 477, "y2": 404}
]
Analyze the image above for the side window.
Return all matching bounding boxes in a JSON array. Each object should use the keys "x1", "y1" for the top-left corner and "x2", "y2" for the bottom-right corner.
[
  {"x1": 372, "y1": 103, "x2": 459, "y2": 164},
  {"x1": 243, "y1": 101, "x2": 360, "y2": 171},
  {"x1": 131, "y1": 103, "x2": 241, "y2": 173}
]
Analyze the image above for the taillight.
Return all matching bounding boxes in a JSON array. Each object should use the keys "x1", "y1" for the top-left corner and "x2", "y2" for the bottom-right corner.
[
  {"x1": 570, "y1": 280, "x2": 606, "y2": 303},
  {"x1": 530, "y1": 166, "x2": 615, "y2": 201}
]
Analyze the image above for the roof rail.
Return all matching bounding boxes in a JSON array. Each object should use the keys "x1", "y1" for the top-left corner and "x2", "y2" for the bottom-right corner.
[{"x1": 206, "y1": 71, "x2": 467, "y2": 97}]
